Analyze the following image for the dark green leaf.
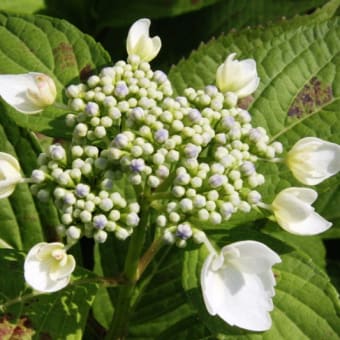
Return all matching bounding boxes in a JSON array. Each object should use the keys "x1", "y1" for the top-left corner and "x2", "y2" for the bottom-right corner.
[{"x1": 0, "y1": 12, "x2": 111, "y2": 137}]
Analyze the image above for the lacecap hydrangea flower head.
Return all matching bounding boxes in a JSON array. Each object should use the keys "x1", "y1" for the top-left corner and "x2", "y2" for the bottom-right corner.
[{"x1": 0, "y1": 18, "x2": 334, "y2": 331}]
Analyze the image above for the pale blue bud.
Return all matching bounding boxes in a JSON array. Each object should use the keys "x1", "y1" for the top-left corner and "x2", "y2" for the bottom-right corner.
[
  {"x1": 220, "y1": 202, "x2": 234, "y2": 218},
  {"x1": 241, "y1": 161, "x2": 255, "y2": 176},
  {"x1": 64, "y1": 192, "x2": 76, "y2": 205},
  {"x1": 85, "y1": 102, "x2": 99, "y2": 116},
  {"x1": 209, "y1": 174, "x2": 225, "y2": 188},
  {"x1": 221, "y1": 116, "x2": 235, "y2": 129},
  {"x1": 176, "y1": 223, "x2": 192, "y2": 240},
  {"x1": 130, "y1": 158, "x2": 145, "y2": 172},
  {"x1": 114, "y1": 134, "x2": 129, "y2": 148},
  {"x1": 75, "y1": 184, "x2": 90, "y2": 198},
  {"x1": 184, "y1": 143, "x2": 201, "y2": 159},
  {"x1": 126, "y1": 212, "x2": 140, "y2": 227},
  {"x1": 31, "y1": 169, "x2": 45, "y2": 183},
  {"x1": 93, "y1": 214, "x2": 107, "y2": 229},
  {"x1": 156, "y1": 165, "x2": 169, "y2": 178},
  {"x1": 115, "y1": 82, "x2": 129, "y2": 97},
  {"x1": 155, "y1": 129, "x2": 169, "y2": 143},
  {"x1": 49, "y1": 144, "x2": 66, "y2": 161}
]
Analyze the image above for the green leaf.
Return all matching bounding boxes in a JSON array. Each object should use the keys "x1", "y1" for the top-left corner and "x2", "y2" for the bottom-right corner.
[
  {"x1": 153, "y1": 0, "x2": 329, "y2": 70},
  {"x1": 196, "y1": 0, "x2": 329, "y2": 38},
  {"x1": 0, "y1": 12, "x2": 111, "y2": 137},
  {"x1": 0, "y1": 249, "x2": 98, "y2": 339},
  {"x1": 183, "y1": 230, "x2": 340, "y2": 338},
  {"x1": 263, "y1": 222, "x2": 327, "y2": 269},
  {"x1": 0, "y1": 116, "x2": 42, "y2": 250},
  {"x1": 128, "y1": 247, "x2": 197, "y2": 338},
  {"x1": 0, "y1": 0, "x2": 44, "y2": 14},
  {"x1": 0, "y1": 112, "x2": 61, "y2": 250}
]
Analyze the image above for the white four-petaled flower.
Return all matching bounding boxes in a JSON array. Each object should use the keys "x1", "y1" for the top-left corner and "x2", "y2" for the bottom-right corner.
[
  {"x1": 24, "y1": 242, "x2": 75, "y2": 293},
  {"x1": 287, "y1": 137, "x2": 340, "y2": 185},
  {"x1": 126, "y1": 18, "x2": 161, "y2": 62},
  {"x1": 0, "y1": 72, "x2": 56, "y2": 114},
  {"x1": 0, "y1": 152, "x2": 22, "y2": 199},
  {"x1": 201, "y1": 240, "x2": 281, "y2": 331},
  {"x1": 216, "y1": 53, "x2": 259, "y2": 104},
  {"x1": 272, "y1": 187, "x2": 332, "y2": 235}
]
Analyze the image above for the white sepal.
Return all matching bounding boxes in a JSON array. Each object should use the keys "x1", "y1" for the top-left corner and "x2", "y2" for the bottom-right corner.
[
  {"x1": 201, "y1": 240, "x2": 281, "y2": 331},
  {"x1": 126, "y1": 18, "x2": 161, "y2": 62},
  {"x1": 272, "y1": 187, "x2": 332, "y2": 235},
  {"x1": 0, "y1": 72, "x2": 56, "y2": 114},
  {"x1": 24, "y1": 242, "x2": 75, "y2": 293},
  {"x1": 0, "y1": 152, "x2": 22, "y2": 199},
  {"x1": 287, "y1": 137, "x2": 340, "y2": 185},
  {"x1": 216, "y1": 53, "x2": 259, "y2": 100}
]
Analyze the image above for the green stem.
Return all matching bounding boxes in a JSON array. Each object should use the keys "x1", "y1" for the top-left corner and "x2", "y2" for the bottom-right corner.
[
  {"x1": 0, "y1": 292, "x2": 38, "y2": 313},
  {"x1": 105, "y1": 197, "x2": 149, "y2": 340},
  {"x1": 137, "y1": 238, "x2": 163, "y2": 280},
  {"x1": 0, "y1": 276, "x2": 125, "y2": 312}
]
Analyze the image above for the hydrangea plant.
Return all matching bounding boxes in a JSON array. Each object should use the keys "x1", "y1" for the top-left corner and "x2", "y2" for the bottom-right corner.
[{"x1": 0, "y1": 2, "x2": 339, "y2": 339}]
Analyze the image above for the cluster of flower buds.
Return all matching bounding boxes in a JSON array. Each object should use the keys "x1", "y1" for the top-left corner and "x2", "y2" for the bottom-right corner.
[
  {"x1": 0, "y1": 17, "x2": 339, "y2": 331},
  {"x1": 30, "y1": 142, "x2": 142, "y2": 244},
  {"x1": 30, "y1": 27, "x2": 284, "y2": 249}
]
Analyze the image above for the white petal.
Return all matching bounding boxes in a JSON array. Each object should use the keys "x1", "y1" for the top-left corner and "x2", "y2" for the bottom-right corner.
[
  {"x1": 0, "y1": 179, "x2": 19, "y2": 199},
  {"x1": 288, "y1": 137, "x2": 340, "y2": 185},
  {"x1": 0, "y1": 152, "x2": 20, "y2": 171},
  {"x1": 223, "y1": 241, "x2": 281, "y2": 274},
  {"x1": 24, "y1": 242, "x2": 74, "y2": 293},
  {"x1": 235, "y1": 76, "x2": 260, "y2": 98},
  {"x1": 127, "y1": 18, "x2": 151, "y2": 53},
  {"x1": 201, "y1": 241, "x2": 281, "y2": 331},
  {"x1": 279, "y1": 210, "x2": 332, "y2": 235},
  {"x1": 50, "y1": 255, "x2": 76, "y2": 281},
  {"x1": 201, "y1": 252, "x2": 218, "y2": 315},
  {"x1": 0, "y1": 73, "x2": 44, "y2": 113},
  {"x1": 0, "y1": 152, "x2": 22, "y2": 199},
  {"x1": 272, "y1": 188, "x2": 316, "y2": 223},
  {"x1": 284, "y1": 187, "x2": 317, "y2": 204},
  {"x1": 272, "y1": 187, "x2": 332, "y2": 235},
  {"x1": 24, "y1": 255, "x2": 69, "y2": 292},
  {"x1": 202, "y1": 261, "x2": 273, "y2": 331},
  {"x1": 216, "y1": 53, "x2": 259, "y2": 98},
  {"x1": 126, "y1": 18, "x2": 161, "y2": 61}
]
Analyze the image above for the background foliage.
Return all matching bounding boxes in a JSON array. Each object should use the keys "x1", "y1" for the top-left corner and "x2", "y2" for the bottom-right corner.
[{"x1": 0, "y1": 0, "x2": 339, "y2": 339}]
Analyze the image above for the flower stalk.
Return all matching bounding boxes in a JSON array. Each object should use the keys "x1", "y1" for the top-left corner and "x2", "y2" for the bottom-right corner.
[{"x1": 105, "y1": 194, "x2": 149, "y2": 340}]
